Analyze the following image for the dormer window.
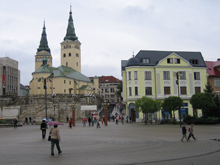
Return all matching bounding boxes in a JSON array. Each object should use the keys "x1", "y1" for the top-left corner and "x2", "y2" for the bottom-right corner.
[
  {"x1": 192, "y1": 59, "x2": 198, "y2": 64},
  {"x1": 143, "y1": 58, "x2": 150, "y2": 64},
  {"x1": 167, "y1": 58, "x2": 173, "y2": 64}
]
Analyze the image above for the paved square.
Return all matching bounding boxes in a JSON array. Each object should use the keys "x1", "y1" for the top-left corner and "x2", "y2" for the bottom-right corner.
[{"x1": 0, "y1": 122, "x2": 220, "y2": 165}]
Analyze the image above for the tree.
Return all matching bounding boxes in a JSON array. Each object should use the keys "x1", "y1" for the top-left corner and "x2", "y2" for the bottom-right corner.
[
  {"x1": 204, "y1": 82, "x2": 214, "y2": 97},
  {"x1": 190, "y1": 92, "x2": 216, "y2": 118},
  {"x1": 135, "y1": 96, "x2": 159, "y2": 124},
  {"x1": 162, "y1": 96, "x2": 183, "y2": 122}
]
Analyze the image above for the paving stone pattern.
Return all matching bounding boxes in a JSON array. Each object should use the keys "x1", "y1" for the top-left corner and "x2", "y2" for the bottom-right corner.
[{"x1": 0, "y1": 122, "x2": 220, "y2": 165}]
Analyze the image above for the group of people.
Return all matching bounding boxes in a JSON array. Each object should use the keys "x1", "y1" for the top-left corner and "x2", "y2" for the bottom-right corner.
[
  {"x1": 181, "y1": 123, "x2": 196, "y2": 142},
  {"x1": 24, "y1": 116, "x2": 35, "y2": 125}
]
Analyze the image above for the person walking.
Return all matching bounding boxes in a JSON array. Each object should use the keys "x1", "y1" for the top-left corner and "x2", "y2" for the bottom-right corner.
[
  {"x1": 188, "y1": 124, "x2": 196, "y2": 141},
  {"x1": 88, "y1": 117, "x2": 91, "y2": 126},
  {"x1": 50, "y1": 123, "x2": 62, "y2": 156},
  {"x1": 66, "y1": 116, "x2": 69, "y2": 123},
  {"x1": 126, "y1": 116, "x2": 128, "y2": 123},
  {"x1": 40, "y1": 120, "x2": 47, "y2": 139},
  {"x1": 181, "y1": 123, "x2": 188, "y2": 142},
  {"x1": 13, "y1": 118, "x2": 18, "y2": 129},
  {"x1": 69, "y1": 118, "x2": 72, "y2": 129}
]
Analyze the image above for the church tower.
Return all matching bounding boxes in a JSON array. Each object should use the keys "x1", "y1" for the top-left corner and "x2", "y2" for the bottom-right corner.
[
  {"x1": 61, "y1": 6, "x2": 81, "y2": 73},
  {"x1": 35, "y1": 21, "x2": 52, "y2": 71}
]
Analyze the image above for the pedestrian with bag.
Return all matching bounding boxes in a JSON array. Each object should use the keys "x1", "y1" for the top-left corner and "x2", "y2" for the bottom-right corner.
[
  {"x1": 40, "y1": 120, "x2": 47, "y2": 139},
  {"x1": 50, "y1": 123, "x2": 62, "y2": 156},
  {"x1": 188, "y1": 123, "x2": 196, "y2": 141},
  {"x1": 181, "y1": 123, "x2": 188, "y2": 142}
]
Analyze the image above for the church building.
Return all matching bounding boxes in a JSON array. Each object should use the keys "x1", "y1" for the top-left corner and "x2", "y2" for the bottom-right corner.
[{"x1": 30, "y1": 8, "x2": 99, "y2": 95}]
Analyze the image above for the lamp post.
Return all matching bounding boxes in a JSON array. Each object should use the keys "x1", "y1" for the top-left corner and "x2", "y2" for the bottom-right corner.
[
  {"x1": 102, "y1": 101, "x2": 109, "y2": 126},
  {"x1": 176, "y1": 72, "x2": 182, "y2": 127},
  {"x1": 70, "y1": 99, "x2": 76, "y2": 127},
  {"x1": 52, "y1": 93, "x2": 56, "y2": 121}
]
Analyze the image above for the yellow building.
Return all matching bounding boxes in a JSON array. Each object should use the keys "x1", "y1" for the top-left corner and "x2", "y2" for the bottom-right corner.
[
  {"x1": 121, "y1": 50, "x2": 207, "y2": 122},
  {"x1": 30, "y1": 8, "x2": 99, "y2": 95}
]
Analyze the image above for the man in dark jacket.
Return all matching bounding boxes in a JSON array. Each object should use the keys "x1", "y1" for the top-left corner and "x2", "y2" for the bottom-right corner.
[
  {"x1": 188, "y1": 124, "x2": 196, "y2": 141},
  {"x1": 40, "y1": 120, "x2": 47, "y2": 139},
  {"x1": 181, "y1": 123, "x2": 188, "y2": 142}
]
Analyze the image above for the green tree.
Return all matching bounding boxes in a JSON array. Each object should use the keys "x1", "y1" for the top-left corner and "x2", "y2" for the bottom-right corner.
[
  {"x1": 162, "y1": 96, "x2": 183, "y2": 122},
  {"x1": 204, "y1": 82, "x2": 214, "y2": 97},
  {"x1": 135, "y1": 96, "x2": 158, "y2": 124},
  {"x1": 190, "y1": 92, "x2": 216, "y2": 118}
]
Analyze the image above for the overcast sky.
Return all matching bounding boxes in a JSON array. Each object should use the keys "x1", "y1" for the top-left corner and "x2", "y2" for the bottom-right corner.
[{"x1": 1, "y1": 0, "x2": 220, "y2": 85}]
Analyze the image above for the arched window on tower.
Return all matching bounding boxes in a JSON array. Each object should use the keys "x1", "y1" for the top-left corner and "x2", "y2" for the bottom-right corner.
[
  {"x1": 63, "y1": 54, "x2": 66, "y2": 57},
  {"x1": 69, "y1": 53, "x2": 71, "y2": 57},
  {"x1": 66, "y1": 62, "x2": 68, "y2": 67},
  {"x1": 76, "y1": 62, "x2": 78, "y2": 66}
]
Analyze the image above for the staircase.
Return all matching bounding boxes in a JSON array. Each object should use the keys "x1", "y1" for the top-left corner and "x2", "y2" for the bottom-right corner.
[{"x1": 99, "y1": 104, "x2": 114, "y2": 118}]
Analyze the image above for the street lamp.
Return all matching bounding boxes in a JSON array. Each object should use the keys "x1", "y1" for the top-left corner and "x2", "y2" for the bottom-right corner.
[
  {"x1": 176, "y1": 72, "x2": 182, "y2": 127},
  {"x1": 102, "y1": 100, "x2": 109, "y2": 126},
  {"x1": 52, "y1": 93, "x2": 56, "y2": 121}
]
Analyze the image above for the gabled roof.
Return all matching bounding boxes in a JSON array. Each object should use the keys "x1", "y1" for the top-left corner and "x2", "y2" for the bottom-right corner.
[
  {"x1": 122, "y1": 50, "x2": 206, "y2": 70},
  {"x1": 33, "y1": 65, "x2": 91, "y2": 82},
  {"x1": 205, "y1": 60, "x2": 220, "y2": 76},
  {"x1": 89, "y1": 76, "x2": 121, "y2": 84}
]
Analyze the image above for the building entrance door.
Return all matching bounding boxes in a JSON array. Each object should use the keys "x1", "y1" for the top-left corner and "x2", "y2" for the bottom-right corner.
[{"x1": 131, "y1": 109, "x2": 136, "y2": 122}]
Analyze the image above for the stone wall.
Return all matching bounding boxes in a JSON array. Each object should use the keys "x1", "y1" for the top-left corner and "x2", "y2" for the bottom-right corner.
[{"x1": 0, "y1": 94, "x2": 103, "y2": 123}]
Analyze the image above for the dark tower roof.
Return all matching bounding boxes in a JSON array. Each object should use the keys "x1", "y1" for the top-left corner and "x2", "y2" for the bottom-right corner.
[
  {"x1": 37, "y1": 21, "x2": 50, "y2": 53},
  {"x1": 127, "y1": 56, "x2": 140, "y2": 66},
  {"x1": 64, "y1": 6, "x2": 78, "y2": 41}
]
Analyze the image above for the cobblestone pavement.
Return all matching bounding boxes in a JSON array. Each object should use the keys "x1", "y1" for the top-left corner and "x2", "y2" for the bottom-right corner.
[{"x1": 0, "y1": 121, "x2": 220, "y2": 165}]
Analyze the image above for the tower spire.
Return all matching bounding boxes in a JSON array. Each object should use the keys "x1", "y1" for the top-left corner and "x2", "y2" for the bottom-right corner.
[
  {"x1": 64, "y1": 6, "x2": 78, "y2": 41},
  {"x1": 37, "y1": 21, "x2": 50, "y2": 52}
]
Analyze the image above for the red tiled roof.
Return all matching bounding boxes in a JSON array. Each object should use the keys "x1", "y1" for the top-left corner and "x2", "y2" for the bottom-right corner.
[
  {"x1": 89, "y1": 76, "x2": 121, "y2": 84},
  {"x1": 205, "y1": 61, "x2": 220, "y2": 76}
]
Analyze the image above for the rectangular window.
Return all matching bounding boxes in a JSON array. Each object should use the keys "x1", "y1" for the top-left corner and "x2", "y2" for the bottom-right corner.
[
  {"x1": 64, "y1": 89, "x2": 66, "y2": 93},
  {"x1": 215, "y1": 91, "x2": 220, "y2": 98},
  {"x1": 128, "y1": 71, "x2": 131, "y2": 80},
  {"x1": 195, "y1": 87, "x2": 201, "y2": 94},
  {"x1": 164, "y1": 87, "x2": 170, "y2": 95},
  {"x1": 129, "y1": 87, "x2": 132, "y2": 96},
  {"x1": 143, "y1": 58, "x2": 150, "y2": 64},
  {"x1": 105, "y1": 95, "x2": 109, "y2": 99},
  {"x1": 179, "y1": 71, "x2": 186, "y2": 80},
  {"x1": 163, "y1": 71, "x2": 170, "y2": 80},
  {"x1": 110, "y1": 88, "x2": 115, "y2": 92},
  {"x1": 111, "y1": 94, "x2": 115, "y2": 99},
  {"x1": 174, "y1": 58, "x2": 180, "y2": 64},
  {"x1": 145, "y1": 71, "x2": 151, "y2": 80},
  {"x1": 135, "y1": 87, "x2": 138, "y2": 96},
  {"x1": 76, "y1": 53, "x2": 79, "y2": 57},
  {"x1": 180, "y1": 87, "x2": 187, "y2": 95},
  {"x1": 69, "y1": 81, "x2": 71, "y2": 85},
  {"x1": 214, "y1": 79, "x2": 220, "y2": 87},
  {"x1": 145, "y1": 87, "x2": 152, "y2": 95},
  {"x1": 134, "y1": 71, "x2": 138, "y2": 80},
  {"x1": 167, "y1": 58, "x2": 173, "y2": 64},
  {"x1": 194, "y1": 72, "x2": 200, "y2": 80},
  {"x1": 64, "y1": 80, "x2": 66, "y2": 84},
  {"x1": 105, "y1": 88, "x2": 109, "y2": 93}
]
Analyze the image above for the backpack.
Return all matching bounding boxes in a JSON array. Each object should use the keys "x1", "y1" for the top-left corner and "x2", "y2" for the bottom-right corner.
[{"x1": 188, "y1": 128, "x2": 190, "y2": 132}]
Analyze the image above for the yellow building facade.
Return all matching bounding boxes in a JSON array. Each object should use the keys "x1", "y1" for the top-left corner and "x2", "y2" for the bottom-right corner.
[
  {"x1": 30, "y1": 8, "x2": 99, "y2": 95},
  {"x1": 121, "y1": 51, "x2": 207, "y2": 122}
]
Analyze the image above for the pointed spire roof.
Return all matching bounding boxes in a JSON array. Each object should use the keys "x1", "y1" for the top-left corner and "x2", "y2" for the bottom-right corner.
[
  {"x1": 37, "y1": 21, "x2": 50, "y2": 53},
  {"x1": 64, "y1": 6, "x2": 78, "y2": 41}
]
